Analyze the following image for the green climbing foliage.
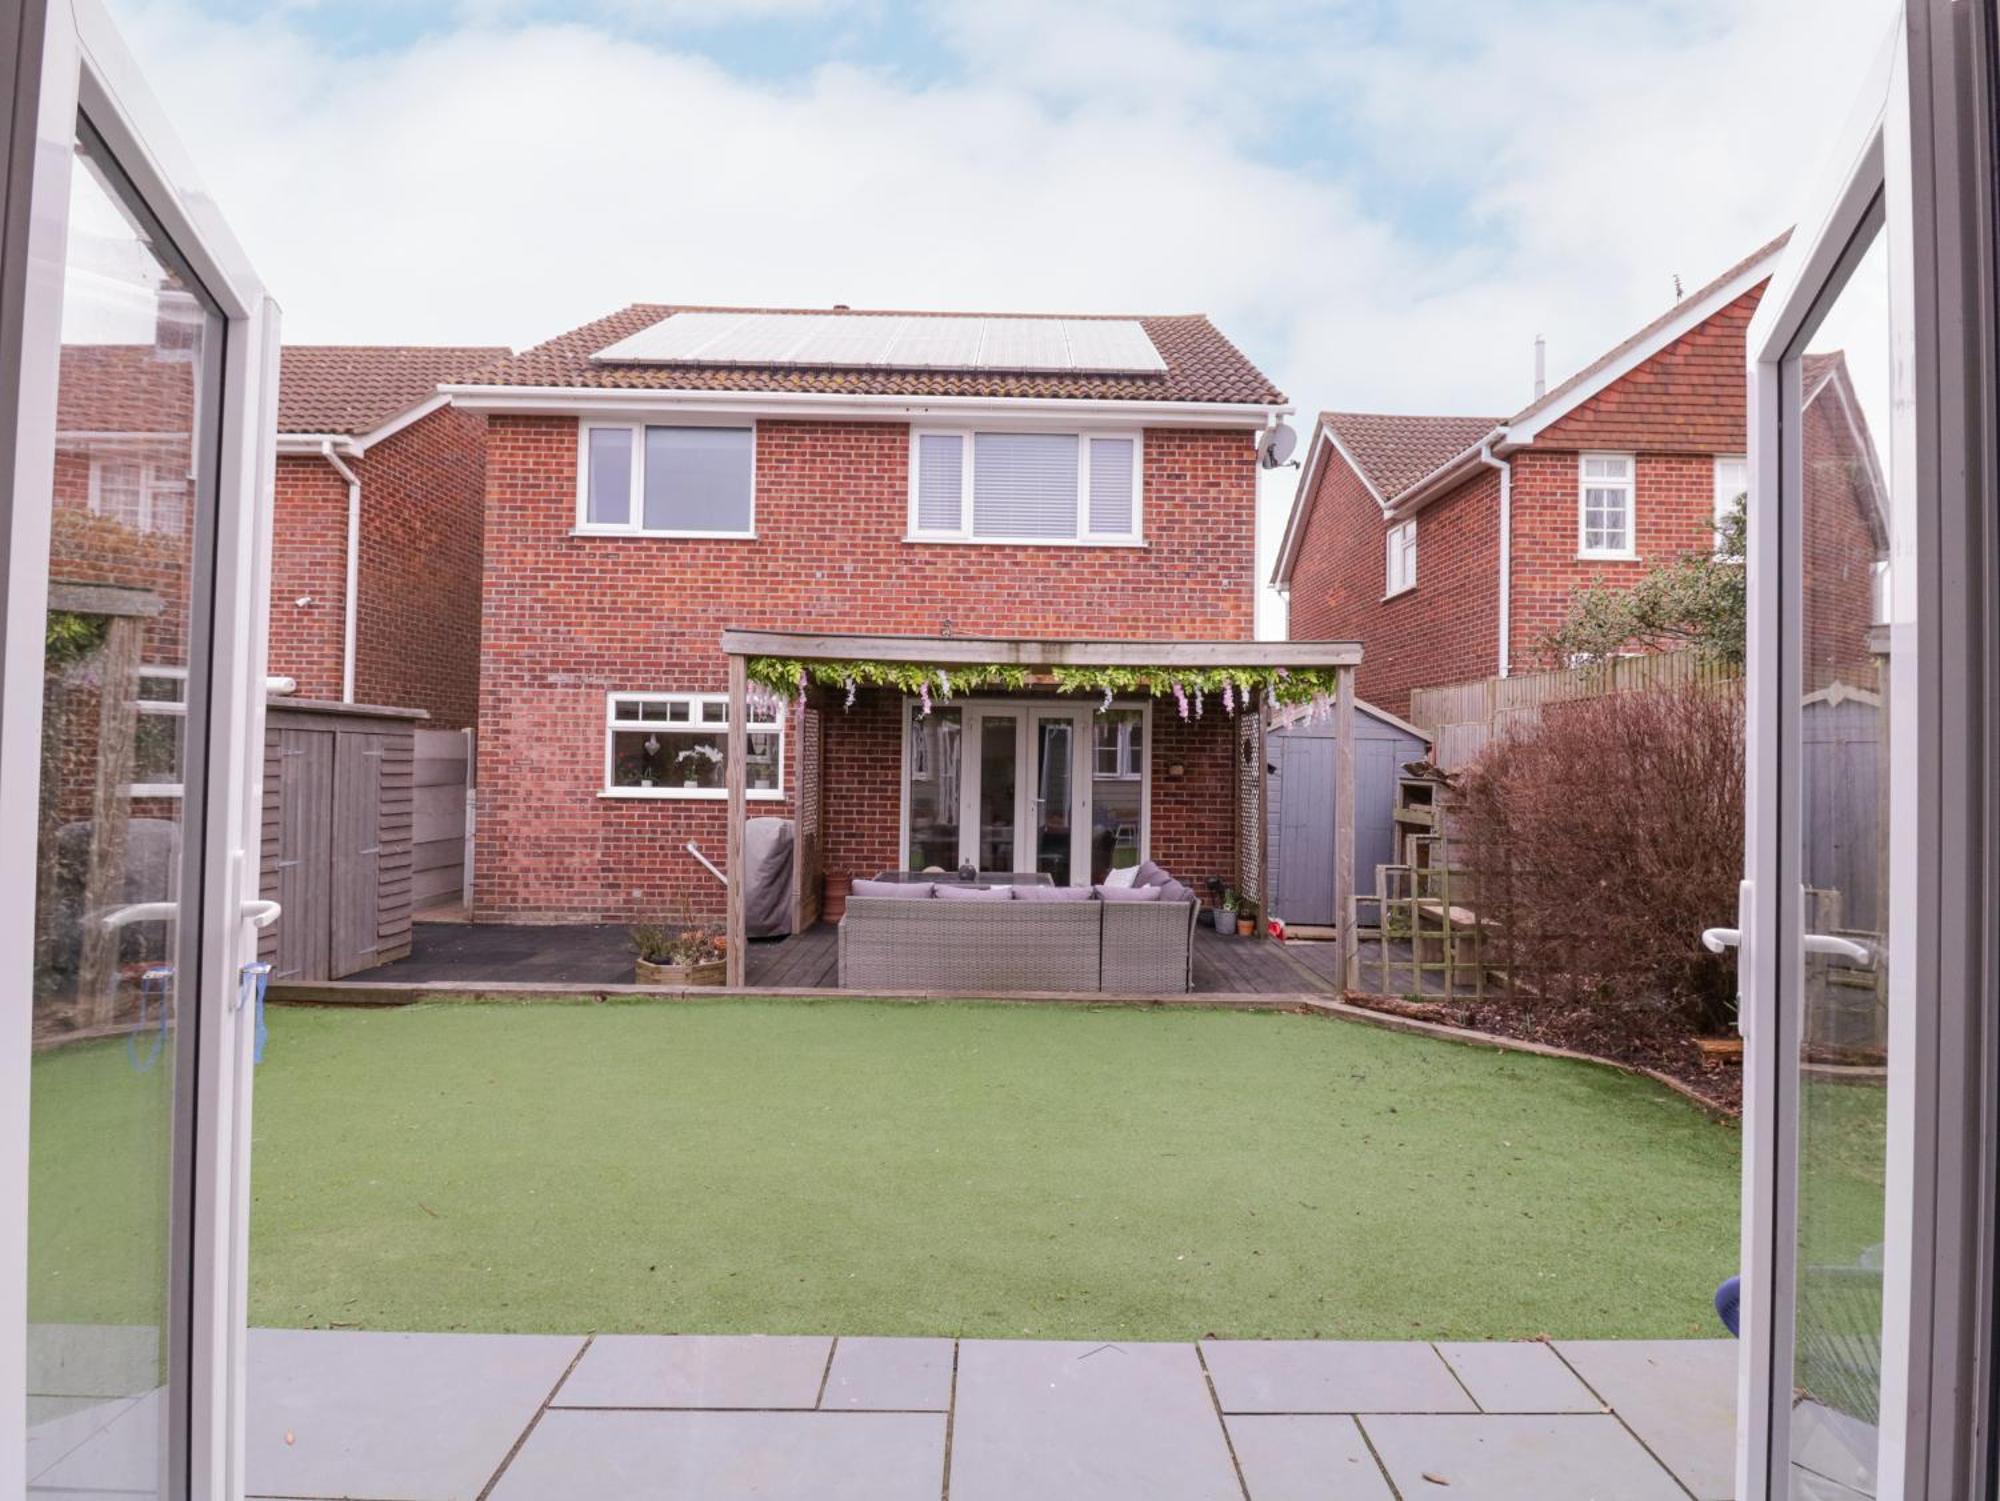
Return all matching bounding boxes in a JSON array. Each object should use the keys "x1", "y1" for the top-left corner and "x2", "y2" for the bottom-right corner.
[{"x1": 1542, "y1": 497, "x2": 1747, "y2": 669}]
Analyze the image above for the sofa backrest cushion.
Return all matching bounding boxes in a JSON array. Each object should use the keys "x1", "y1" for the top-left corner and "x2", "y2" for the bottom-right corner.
[
  {"x1": 850, "y1": 878, "x2": 934, "y2": 900},
  {"x1": 934, "y1": 883, "x2": 1015, "y2": 901},
  {"x1": 1095, "y1": 883, "x2": 1162, "y2": 903},
  {"x1": 1157, "y1": 879, "x2": 1195, "y2": 905},
  {"x1": 1015, "y1": 883, "x2": 1096, "y2": 903},
  {"x1": 1133, "y1": 859, "x2": 1171, "y2": 889}
]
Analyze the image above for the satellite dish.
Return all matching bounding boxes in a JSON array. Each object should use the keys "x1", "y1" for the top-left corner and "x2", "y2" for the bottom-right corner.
[{"x1": 1256, "y1": 422, "x2": 1299, "y2": 470}]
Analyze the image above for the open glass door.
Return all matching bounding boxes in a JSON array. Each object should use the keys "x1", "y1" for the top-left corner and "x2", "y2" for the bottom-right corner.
[
  {"x1": 4, "y1": 3, "x2": 278, "y2": 1497},
  {"x1": 1741, "y1": 6, "x2": 1998, "y2": 1496}
]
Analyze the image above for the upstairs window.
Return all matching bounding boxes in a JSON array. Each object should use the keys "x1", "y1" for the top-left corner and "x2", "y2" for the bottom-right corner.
[
  {"x1": 1579, "y1": 453, "x2": 1635, "y2": 559},
  {"x1": 1384, "y1": 517, "x2": 1417, "y2": 596},
  {"x1": 579, "y1": 423, "x2": 755, "y2": 537},
  {"x1": 909, "y1": 429, "x2": 1142, "y2": 544},
  {"x1": 88, "y1": 456, "x2": 188, "y2": 537}
]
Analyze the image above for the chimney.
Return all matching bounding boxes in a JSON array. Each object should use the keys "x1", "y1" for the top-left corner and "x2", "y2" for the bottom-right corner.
[{"x1": 1533, "y1": 335, "x2": 1547, "y2": 400}]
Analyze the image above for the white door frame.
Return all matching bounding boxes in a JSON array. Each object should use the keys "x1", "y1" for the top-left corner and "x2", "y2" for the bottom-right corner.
[
  {"x1": 1741, "y1": 3, "x2": 1997, "y2": 1495},
  {"x1": 0, "y1": 2, "x2": 279, "y2": 1496}
]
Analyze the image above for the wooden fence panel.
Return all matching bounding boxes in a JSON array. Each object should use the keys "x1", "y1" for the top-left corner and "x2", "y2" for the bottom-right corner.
[{"x1": 411, "y1": 727, "x2": 470, "y2": 911}]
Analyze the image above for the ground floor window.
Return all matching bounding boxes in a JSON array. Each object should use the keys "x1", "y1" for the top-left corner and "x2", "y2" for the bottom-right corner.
[
  {"x1": 901, "y1": 699, "x2": 1148, "y2": 883},
  {"x1": 604, "y1": 691, "x2": 783, "y2": 799}
]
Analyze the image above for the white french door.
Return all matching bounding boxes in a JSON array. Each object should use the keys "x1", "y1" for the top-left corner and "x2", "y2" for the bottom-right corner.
[
  {"x1": 904, "y1": 701, "x2": 1149, "y2": 884},
  {"x1": 3, "y1": 4, "x2": 278, "y2": 1498},
  {"x1": 1738, "y1": 6, "x2": 1996, "y2": 1498}
]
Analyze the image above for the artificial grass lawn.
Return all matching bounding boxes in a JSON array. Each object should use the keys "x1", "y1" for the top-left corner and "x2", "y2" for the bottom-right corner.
[{"x1": 31, "y1": 998, "x2": 1743, "y2": 1341}]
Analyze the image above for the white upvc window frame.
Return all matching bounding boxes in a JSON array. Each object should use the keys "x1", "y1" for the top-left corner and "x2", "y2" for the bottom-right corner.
[
  {"x1": 1383, "y1": 516, "x2": 1417, "y2": 598},
  {"x1": 1713, "y1": 454, "x2": 1749, "y2": 550},
  {"x1": 1577, "y1": 451, "x2": 1637, "y2": 560},
  {"x1": 601, "y1": 691, "x2": 783, "y2": 801},
  {"x1": 905, "y1": 427, "x2": 1145, "y2": 547},
  {"x1": 128, "y1": 662, "x2": 189, "y2": 798},
  {"x1": 573, "y1": 419, "x2": 758, "y2": 539},
  {"x1": 86, "y1": 453, "x2": 190, "y2": 535}
]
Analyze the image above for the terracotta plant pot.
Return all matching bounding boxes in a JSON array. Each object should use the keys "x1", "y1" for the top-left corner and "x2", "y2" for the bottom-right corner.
[
  {"x1": 635, "y1": 956, "x2": 726, "y2": 987},
  {"x1": 1236, "y1": 916, "x2": 1255, "y2": 937}
]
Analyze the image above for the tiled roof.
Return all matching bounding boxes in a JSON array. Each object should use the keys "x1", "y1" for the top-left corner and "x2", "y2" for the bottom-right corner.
[
  {"x1": 1320, "y1": 411, "x2": 1499, "y2": 499},
  {"x1": 1507, "y1": 230, "x2": 1792, "y2": 430},
  {"x1": 279, "y1": 346, "x2": 510, "y2": 436},
  {"x1": 459, "y1": 304, "x2": 1284, "y2": 406}
]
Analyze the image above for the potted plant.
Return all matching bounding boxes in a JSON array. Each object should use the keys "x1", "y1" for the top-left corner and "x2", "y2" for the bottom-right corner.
[
  {"x1": 631, "y1": 920, "x2": 726, "y2": 986},
  {"x1": 1215, "y1": 887, "x2": 1238, "y2": 935},
  {"x1": 1235, "y1": 901, "x2": 1256, "y2": 937},
  {"x1": 676, "y1": 742, "x2": 722, "y2": 789}
]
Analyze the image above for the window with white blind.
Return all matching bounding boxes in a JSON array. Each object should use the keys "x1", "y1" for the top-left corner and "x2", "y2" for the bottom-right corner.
[
  {"x1": 578, "y1": 423, "x2": 755, "y2": 536},
  {"x1": 1384, "y1": 517, "x2": 1417, "y2": 597},
  {"x1": 908, "y1": 428, "x2": 1142, "y2": 544},
  {"x1": 1578, "y1": 452, "x2": 1636, "y2": 559}
]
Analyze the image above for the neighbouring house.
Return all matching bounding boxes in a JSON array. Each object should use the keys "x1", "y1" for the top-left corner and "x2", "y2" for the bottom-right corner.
[
  {"x1": 444, "y1": 304, "x2": 1299, "y2": 924},
  {"x1": 271, "y1": 345, "x2": 506, "y2": 727},
  {"x1": 1271, "y1": 233, "x2": 1791, "y2": 717}
]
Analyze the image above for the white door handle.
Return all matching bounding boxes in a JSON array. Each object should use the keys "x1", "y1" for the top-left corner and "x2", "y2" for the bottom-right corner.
[
  {"x1": 1803, "y1": 932, "x2": 1874, "y2": 966},
  {"x1": 100, "y1": 901, "x2": 178, "y2": 931},
  {"x1": 1701, "y1": 927, "x2": 1741, "y2": 953},
  {"x1": 242, "y1": 899, "x2": 282, "y2": 929}
]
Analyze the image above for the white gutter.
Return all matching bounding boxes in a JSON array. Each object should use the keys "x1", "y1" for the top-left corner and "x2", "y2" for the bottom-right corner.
[
  {"x1": 440, "y1": 382, "x2": 1293, "y2": 431},
  {"x1": 1476, "y1": 441, "x2": 1512, "y2": 677},
  {"x1": 319, "y1": 439, "x2": 362, "y2": 703}
]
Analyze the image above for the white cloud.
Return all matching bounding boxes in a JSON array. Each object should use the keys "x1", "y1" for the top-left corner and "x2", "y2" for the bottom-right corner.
[{"x1": 105, "y1": 0, "x2": 1892, "y2": 635}]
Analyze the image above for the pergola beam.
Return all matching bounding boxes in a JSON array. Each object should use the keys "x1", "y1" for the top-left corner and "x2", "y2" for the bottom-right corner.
[{"x1": 718, "y1": 629, "x2": 1362, "y2": 670}]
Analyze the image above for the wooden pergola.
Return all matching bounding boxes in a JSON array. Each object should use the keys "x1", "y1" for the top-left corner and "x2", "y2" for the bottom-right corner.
[{"x1": 717, "y1": 629, "x2": 1363, "y2": 990}]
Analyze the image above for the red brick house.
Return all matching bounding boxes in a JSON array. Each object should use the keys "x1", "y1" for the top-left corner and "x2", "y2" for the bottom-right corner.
[
  {"x1": 1271, "y1": 234, "x2": 1790, "y2": 717},
  {"x1": 271, "y1": 346, "x2": 505, "y2": 728},
  {"x1": 444, "y1": 305, "x2": 1297, "y2": 923}
]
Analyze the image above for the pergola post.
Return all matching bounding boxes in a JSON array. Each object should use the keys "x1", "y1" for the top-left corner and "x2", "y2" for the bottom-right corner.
[
  {"x1": 1335, "y1": 662, "x2": 1357, "y2": 991},
  {"x1": 725, "y1": 653, "x2": 748, "y2": 987}
]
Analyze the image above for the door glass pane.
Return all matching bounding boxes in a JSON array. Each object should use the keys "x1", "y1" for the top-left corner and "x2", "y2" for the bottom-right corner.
[
  {"x1": 906, "y1": 708, "x2": 960, "y2": 870},
  {"x1": 26, "y1": 138, "x2": 217, "y2": 1498},
  {"x1": 1091, "y1": 709, "x2": 1143, "y2": 883},
  {"x1": 1787, "y1": 227, "x2": 1891, "y2": 1498},
  {"x1": 1033, "y1": 718, "x2": 1072, "y2": 885},
  {"x1": 977, "y1": 715, "x2": 1016, "y2": 872}
]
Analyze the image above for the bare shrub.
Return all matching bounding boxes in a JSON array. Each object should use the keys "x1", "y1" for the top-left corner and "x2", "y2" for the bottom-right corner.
[{"x1": 1455, "y1": 685, "x2": 1743, "y2": 1047}]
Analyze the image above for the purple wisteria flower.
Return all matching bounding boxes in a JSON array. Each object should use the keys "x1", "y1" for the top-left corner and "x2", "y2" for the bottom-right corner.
[{"x1": 1173, "y1": 682, "x2": 1190, "y2": 720}]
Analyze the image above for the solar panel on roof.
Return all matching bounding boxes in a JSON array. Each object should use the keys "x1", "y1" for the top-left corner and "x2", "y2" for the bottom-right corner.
[{"x1": 590, "y1": 312, "x2": 1167, "y2": 375}]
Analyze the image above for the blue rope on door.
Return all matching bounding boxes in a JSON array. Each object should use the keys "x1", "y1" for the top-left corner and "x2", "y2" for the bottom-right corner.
[
  {"x1": 127, "y1": 966, "x2": 174, "y2": 1072},
  {"x1": 239, "y1": 961, "x2": 272, "y2": 1064}
]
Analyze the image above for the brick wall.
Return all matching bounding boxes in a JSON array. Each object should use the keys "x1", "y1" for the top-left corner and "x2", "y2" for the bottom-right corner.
[
  {"x1": 1284, "y1": 447, "x2": 1499, "y2": 718},
  {"x1": 474, "y1": 415, "x2": 1259, "y2": 921},
  {"x1": 267, "y1": 406, "x2": 487, "y2": 727}
]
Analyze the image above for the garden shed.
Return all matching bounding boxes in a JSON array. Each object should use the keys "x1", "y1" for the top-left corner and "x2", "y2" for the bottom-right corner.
[
  {"x1": 259, "y1": 699, "x2": 423, "y2": 981},
  {"x1": 1266, "y1": 699, "x2": 1428, "y2": 932}
]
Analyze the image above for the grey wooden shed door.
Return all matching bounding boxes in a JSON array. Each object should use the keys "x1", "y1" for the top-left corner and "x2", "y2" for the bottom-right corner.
[
  {"x1": 271, "y1": 729, "x2": 333, "y2": 983},
  {"x1": 330, "y1": 734, "x2": 387, "y2": 978},
  {"x1": 1274, "y1": 735, "x2": 1337, "y2": 925}
]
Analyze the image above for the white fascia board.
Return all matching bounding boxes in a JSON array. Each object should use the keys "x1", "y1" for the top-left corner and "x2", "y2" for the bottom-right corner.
[
  {"x1": 1505, "y1": 249, "x2": 1788, "y2": 449},
  {"x1": 353, "y1": 391, "x2": 451, "y2": 451},
  {"x1": 440, "y1": 383, "x2": 1292, "y2": 431},
  {"x1": 1383, "y1": 429, "x2": 1504, "y2": 521},
  {"x1": 274, "y1": 392, "x2": 455, "y2": 459},
  {"x1": 274, "y1": 432, "x2": 360, "y2": 457}
]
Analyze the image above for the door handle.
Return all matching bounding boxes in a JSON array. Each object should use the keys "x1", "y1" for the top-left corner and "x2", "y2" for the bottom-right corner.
[
  {"x1": 1701, "y1": 927, "x2": 1741, "y2": 953},
  {"x1": 242, "y1": 899, "x2": 282, "y2": 929},
  {"x1": 100, "y1": 901, "x2": 178, "y2": 930},
  {"x1": 1803, "y1": 932, "x2": 1874, "y2": 967}
]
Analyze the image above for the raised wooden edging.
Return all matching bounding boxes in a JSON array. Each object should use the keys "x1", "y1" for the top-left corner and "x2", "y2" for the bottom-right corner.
[{"x1": 266, "y1": 977, "x2": 1738, "y2": 1117}]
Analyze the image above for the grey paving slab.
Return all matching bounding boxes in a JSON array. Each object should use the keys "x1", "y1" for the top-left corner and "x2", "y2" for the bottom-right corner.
[
  {"x1": 949, "y1": 1340, "x2": 1240, "y2": 1501},
  {"x1": 1556, "y1": 1338, "x2": 1738, "y2": 1500},
  {"x1": 821, "y1": 1336, "x2": 954, "y2": 1410},
  {"x1": 26, "y1": 1322, "x2": 161, "y2": 1400},
  {"x1": 1201, "y1": 1340, "x2": 1476, "y2": 1415},
  {"x1": 1225, "y1": 1414, "x2": 1395, "y2": 1501},
  {"x1": 244, "y1": 1328, "x2": 584, "y2": 1501},
  {"x1": 28, "y1": 1386, "x2": 161, "y2": 1495},
  {"x1": 486, "y1": 1408, "x2": 944, "y2": 1501},
  {"x1": 554, "y1": 1333, "x2": 832, "y2": 1409},
  {"x1": 26, "y1": 1392, "x2": 146, "y2": 1488},
  {"x1": 1363, "y1": 1413, "x2": 1690, "y2": 1500},
  {"x1": 1789, "y1": 1399, "x2": 1879, "y2": 1498},
  {"x1": 1435, "y1": 1339, "x2": 1602, "y2": 1413}
]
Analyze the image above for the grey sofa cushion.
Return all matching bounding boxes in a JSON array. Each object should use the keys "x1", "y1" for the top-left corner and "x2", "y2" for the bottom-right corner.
[
  {"x1": 1016, "y1": 883, "x2": 1096, "y2": 902},
  {"x1": 850, "y1": 878, "x2": 933, "y2": 900},
  {"x1": 935, "y1": 883, "x2": 1015, "y2": 901},
  {"x1": 1157, "y1": 878, "x2": 1195, "y2": 905},
  {"x1": 1096, "y1": 883, "x2": 1162, "y2": 903},
  {"x1": 1133, "y1": 859, "x2": 1171, "y2": 888}
]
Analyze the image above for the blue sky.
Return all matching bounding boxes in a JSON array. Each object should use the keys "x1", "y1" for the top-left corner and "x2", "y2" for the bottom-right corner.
[{"x1": 109, "y1": 0, "x2": 1891, "y2": 630}]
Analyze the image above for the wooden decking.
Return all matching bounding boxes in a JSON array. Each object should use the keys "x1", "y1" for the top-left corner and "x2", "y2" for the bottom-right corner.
[{"x1": 745, "y1": 921, "x2": 1337, "y2": 997}]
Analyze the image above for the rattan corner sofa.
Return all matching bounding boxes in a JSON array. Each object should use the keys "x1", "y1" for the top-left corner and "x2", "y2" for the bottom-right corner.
[{"x1": 837, "y1": 889, "x2": 1198, "y2": 994}]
